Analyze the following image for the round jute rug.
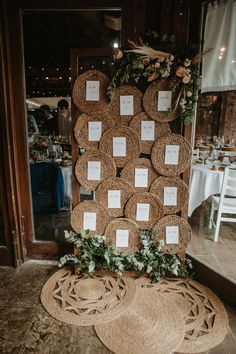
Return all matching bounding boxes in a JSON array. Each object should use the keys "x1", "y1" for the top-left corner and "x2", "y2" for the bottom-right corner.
[
  {"x1": 135, "y1": 277, "x2": 229, "y2": 353},
  {"x1": 40, "y1": 268, "x2": 136, "y2": 326},
  {"x1": 95, "y1": 287, "x2": 185, "y2": 354}
]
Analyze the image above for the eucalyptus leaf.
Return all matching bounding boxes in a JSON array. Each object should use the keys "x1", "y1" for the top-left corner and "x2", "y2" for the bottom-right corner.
[{"x1": 88, "y1": 260, "x2": 95, "y2": 273}]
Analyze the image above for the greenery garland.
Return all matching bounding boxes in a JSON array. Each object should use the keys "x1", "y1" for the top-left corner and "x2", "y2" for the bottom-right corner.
[
  {"x1": 107, "y1": 33, "x2": 203, "y2": 125},
  {"x1": 59, "y1": 229, "x2": 192, "y2": 283}
]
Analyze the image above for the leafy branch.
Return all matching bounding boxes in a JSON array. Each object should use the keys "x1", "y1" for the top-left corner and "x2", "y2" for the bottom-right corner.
[{"x1": 59, "y1": 229, "x2": 193, "y2": 282}]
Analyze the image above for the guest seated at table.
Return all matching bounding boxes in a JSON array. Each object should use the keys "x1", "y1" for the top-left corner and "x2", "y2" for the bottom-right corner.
[
  {"x1": 36, "y1": 105, "x2": 58, "y2": 136},
  {"x1": 27, "y1": 110, "x2": 39, "y2": 136}
]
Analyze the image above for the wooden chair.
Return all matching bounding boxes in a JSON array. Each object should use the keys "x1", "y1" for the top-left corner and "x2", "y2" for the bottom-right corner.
[{"x1": 208, "y1": 167, "x2": 236, "y2": 241}]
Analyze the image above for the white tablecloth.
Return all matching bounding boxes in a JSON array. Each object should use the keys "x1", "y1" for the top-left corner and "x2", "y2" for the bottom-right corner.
[
  {"x1": 60, "y1": 166, "x2": 93, "y2": 200},
  {"x1": 188, "y1": 165, "x2": 224, "y2": 217},
  {"x1": 60, "y1": 166, "x2": 72, "y2": 199}
]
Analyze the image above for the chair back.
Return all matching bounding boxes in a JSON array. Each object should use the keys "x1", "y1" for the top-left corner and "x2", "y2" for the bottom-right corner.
[
  {"x1": 192, "y1": 148, "x2": 199, "y2": 159},
  {"x1": 221, "y1": 168, "x2": 236, "y2": 198}
]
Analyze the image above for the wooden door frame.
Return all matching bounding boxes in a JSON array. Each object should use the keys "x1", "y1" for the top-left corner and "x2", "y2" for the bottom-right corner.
[
  {"x1": 2, "y1": 0, "x2": 144, "y2": 260},
  {"x1": 0, "y1": 1, "x2": 24, "y2": 266}
]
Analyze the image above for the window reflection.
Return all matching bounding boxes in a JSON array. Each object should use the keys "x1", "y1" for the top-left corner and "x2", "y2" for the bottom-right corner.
[
  {"x1": 23, "y1": 9, "x2": 121, "y2": 241},
  {"x1": 27, "y1": 99, "x2": 72, "y2": 242}
]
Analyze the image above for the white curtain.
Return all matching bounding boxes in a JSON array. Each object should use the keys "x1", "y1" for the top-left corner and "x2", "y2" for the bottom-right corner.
[{"x1": 201, "y1": 0, "x2": 236, "y2": 93}]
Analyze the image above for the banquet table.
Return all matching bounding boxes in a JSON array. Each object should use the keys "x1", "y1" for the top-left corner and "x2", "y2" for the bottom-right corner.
[
  {"x1": 30, "y1": 162, "x2": 72, "y2": 211},
  {"x1": 188, "y1": 164, "x2": 224, "y2": 217}
]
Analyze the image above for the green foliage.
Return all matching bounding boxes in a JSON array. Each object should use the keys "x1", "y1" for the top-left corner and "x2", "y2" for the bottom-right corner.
[{"x1": 59, "y1": 229, "x2": 193, "y2": 283}]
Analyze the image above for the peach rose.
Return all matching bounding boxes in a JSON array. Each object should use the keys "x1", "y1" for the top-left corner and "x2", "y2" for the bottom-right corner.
[
  {"x1": 176, "y1": 66, "x2": 186, "y2": 77},
  {"x1": 113, "y1": 49, "x2": 123, "y2": 60}
]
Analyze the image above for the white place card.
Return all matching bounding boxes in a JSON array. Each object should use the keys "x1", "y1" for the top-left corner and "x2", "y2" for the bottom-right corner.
[
  {"x1": 141, "y1": 121, "x2": 155, "y2": 141},
  {"x1": 120, "y1": 95, "x2": 134, "y2": 116},
  {"x1": 116, "y1": 229, "x2": 129, "y2": 247},
  {"x1": 88, "y1": 121, "x2": 102, "y2": 141},
  {"x1": 157, "y1": 91, "x2": 172, "y2": 111},
  {"x1": 165, "y1": 226, "x2": 179, "y2": 244},
  {"x1": 86, "y1": 80, "x2": 100, "y2": 101},
  {"x1": 164, "y1": 145, "x2": 180, "y2": 165},
  {"x1": 87, "y1": 161, "x2": 101, "y2": 181},
  {"x1": 113, "y1": 137, "x2": 126, "y2": 157},
  {"x1": 83, "y1": 212, "x2": 97, "y2": 231},
  {"x1": 108, "y1": 190, "x2": 121, "y2": 209},
  {"x1": 164, "y1": 187, "x2": 177, "y2": 206},
  {"x1": 136, "y1": 203, "x2": 150, "y2": 221},
  {"x1": 135, "y1": 168, "x2": 148, "y2": 188}
]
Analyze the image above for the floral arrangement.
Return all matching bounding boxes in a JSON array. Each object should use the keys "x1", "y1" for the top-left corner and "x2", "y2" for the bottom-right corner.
[
  {"x1": 58, "y1": 229, "x2": 192, "y2": 282},
  {"x1": 107, "y1": 34, "x2": 209, "y2": 125}
]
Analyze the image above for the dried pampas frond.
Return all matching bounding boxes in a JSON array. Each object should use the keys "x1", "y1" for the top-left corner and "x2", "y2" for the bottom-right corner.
[
  {"x1": 192, "y1": 48, "x2": 212, "y2": 64},
  {"x1": 147, "y1": 71, "x2": 160, "y2": 82},
  {"x1": 125, "y1": 39, "x2": 171, "y2": 60}
]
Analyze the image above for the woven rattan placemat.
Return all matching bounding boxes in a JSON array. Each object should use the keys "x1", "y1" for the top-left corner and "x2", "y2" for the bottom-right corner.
[
  {"x1": 95, "y1": 287, "x2": 185, "y2": 354},
  {"x1": 72, "y1": 69, "x2": 110, "y2": 114},
  {"x1": 41, "y1": 267, "x2": 136, "y2": 326}
]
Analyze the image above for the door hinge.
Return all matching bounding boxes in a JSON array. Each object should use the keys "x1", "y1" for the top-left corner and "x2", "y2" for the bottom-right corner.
[
  {"x1": 11, "y1": 229, "x2": 17, "y2": 246},
  {"x1": 21, "y1": 215, "x2": 26, "y2": 242}
]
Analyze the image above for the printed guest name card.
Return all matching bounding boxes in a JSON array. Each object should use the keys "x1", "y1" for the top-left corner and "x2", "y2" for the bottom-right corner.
[
  {"x1": 120, "y1": 95, "x2": 134, "y2": 116},
  {"x1": 108, "y1": 190, "x2": 121, "y2": 208},
  {"x1": 141, "y1": 121, "x2": 155, "y2": 141},
  {"x1": 113, "y1": 137, "x2": 126, "y2": 157},
  {"x1": 135, "y1": 168, "x2": 148, "y2": 188},
  {"x1": 116, "y1": 229, "x2": 129, "y2": 247},
  {"x1": 88, "y1": 121, "x2": 102, "y2": 141},
  {"x1": 86, "y1": 80, "x2": 100, "y2": 101},
  {"x1": 164, "y1": 145, "x2": 180, "y2": 165},
  {"x1": 136, "y1": 203, "x2": 150, "y2": 221},
  {"x1": 157, "y1": 91, "x2": 172, "y2": 111},
  {"x1": 165, "y1": 226, "x2": 179, "y2": 244},
  {"x1": 83, "y1": 212, "x2": 97, "y2": 231},
  {"x1": 164, "y1": 187, "x2": 177, "y2": 206},
  {"x1": 87, "y1": 161, "x2": 101, "y2": 181}
]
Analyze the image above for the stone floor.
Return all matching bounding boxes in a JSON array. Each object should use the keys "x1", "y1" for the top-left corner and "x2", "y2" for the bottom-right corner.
[
  {"x1": 187, "y1": 201, "x2": 236, "y2": 284},
  {"x1": 0, "y1": 262, "x2": 236, "y2": 354}
]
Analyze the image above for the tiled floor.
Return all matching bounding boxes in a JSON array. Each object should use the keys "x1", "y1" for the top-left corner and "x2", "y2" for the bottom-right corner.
[
  {"x1": 0, "y1": 262, "x2": 236, "y2": 354},
  {"x1": 187, "y1": 200, "x2": 236, "y2": 284}
]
